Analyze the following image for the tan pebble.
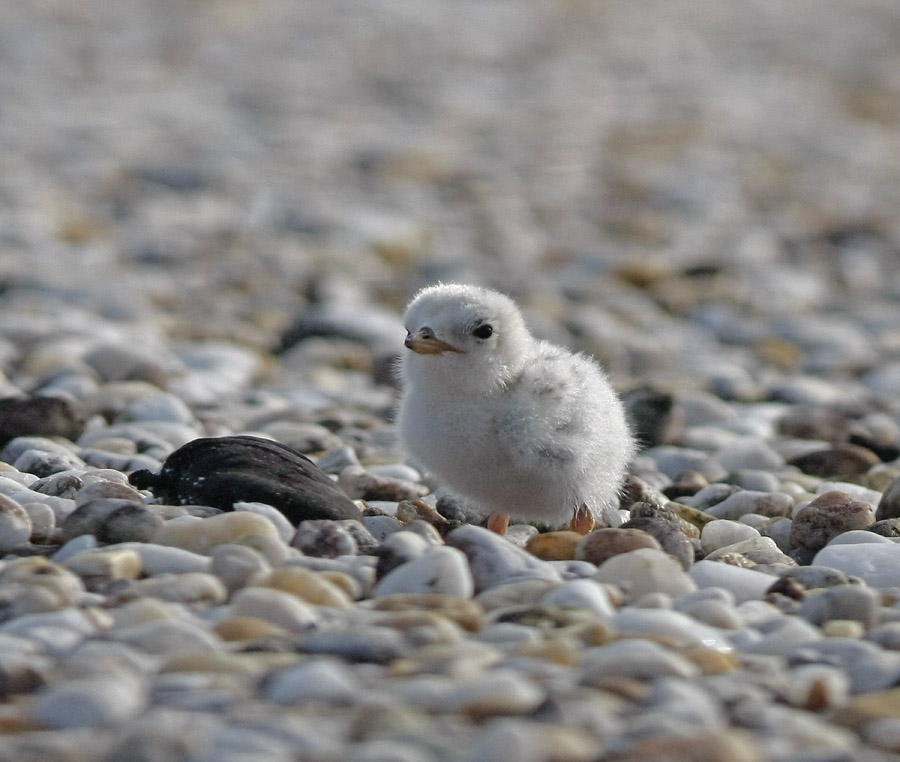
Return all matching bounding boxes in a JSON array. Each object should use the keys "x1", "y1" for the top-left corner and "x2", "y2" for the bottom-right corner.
[
  {"x1": 587, "y1": 676, "x2": 649, "y2": 703},
  {"x1": 370, "y1": 593, "x2": 484, "y2": 632},
  {"x1": 251, "y1": 567, "x2": 352, "y2": 609},
  {"x1": 565, "y1": 620, "x2": 617, "y2": 646},
  {"x1": 63, "y1": 549, "x2": 142, "y2": 581},
  {"x1": 319, "y1": 570, "x2": 360, "y2": 600},
  {"x1": 667, "y1": 501, "x2": 717, "y2": 529},
  {"x1": 576, "y1": 528, "x2": 662, "y2": 565},
  {"x1": 515, "y1": 635, "x2": 580, "y2": 667},
  {"x1": 822, "y1": 619, "x2": 865, "y2": 638},
  {"x1": 153, "y1": 512, "x2": 281, "y2": 555},
  {"x1": 532, "y1": 724, "x2": 601, "y2": 762},
  {"x1": 388, "y1": 641, "x2": 502, "y2": 679},
  {"x1": 348, "y1": 701, "x2": 432, "y2": 742},
  {"x1": 215, "y1": 616, "x2": 287, "y2": 642},
  {"x1": 160, "y1": 650, "x2": 296, "y2": 676},
  {"x1": 618, "y1": 729, "x2": 766, "y2": 762},
  {"x1": 832, "y1": 687, "x2": 900, "y2": 727},
  {"x1": 525, "y1": 531, "x2": 582, "y2": 561},
  {"x1": 128, "y1": 572, "x2": 228, "y2": 605},
  {"x1": 683, "y1": 648, "x2": 739, "y2": 675},
  {"x1": 110, "y1": 597, "x2": 181, "y2": 628},
  {"x1": 367, "y1": 610, "x2": 463, "y2": 643}
]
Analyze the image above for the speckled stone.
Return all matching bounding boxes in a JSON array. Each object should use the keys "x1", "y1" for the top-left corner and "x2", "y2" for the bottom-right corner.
[
  {"x1": 790, "y1": 491, "x2": 876, "y2": 553},
  {"x1": 375, "y1": 546, "x2": 474, "y2": 598},
  {"x1": 291, "y1": 519, "x2": 362, "y2": 557}
]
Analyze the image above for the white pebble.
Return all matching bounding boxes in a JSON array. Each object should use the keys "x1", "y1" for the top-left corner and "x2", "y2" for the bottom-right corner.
[
  {"x1": 813, "y1": 543, "x2": 900, "y2": 588},
  {"x1": 230, "y1": 587, "x2": 319, "y2": 632},
  {"x1": 374, "y1": 546, "x2": 474, "y2": 598},
  {"x1": 615, "y1": 608, "x2": 733, "y2": 652},
  {"x1": 33, "y1": 675, "x2": 145, "y2": 728},
  {"x1": 234, "y1": 501, "x2": 296, "y2": 544},
  {"x1": 580, "y1": 638, "x2": 698, "y2": 682},
  {"x1": 264, "y1": 658, "x2": 360, "y2": 704},
  {"x1": 700, "y1": 519, "x2": 761, "y2": 554},
  {"x1": 540, "y1": 578, "x2": 616, "y2": 619},
  {"x1": 689, "y1": 560, "x2": 777, "y2": 603},
  {"x1": 593, "y1": 548, "x2": 697, "y2": 599}
]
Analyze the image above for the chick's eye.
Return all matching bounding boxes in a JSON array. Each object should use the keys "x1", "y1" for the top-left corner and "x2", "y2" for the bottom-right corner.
[{"x1": 472, "y1": 324, "x2": 493, "y2": 340}]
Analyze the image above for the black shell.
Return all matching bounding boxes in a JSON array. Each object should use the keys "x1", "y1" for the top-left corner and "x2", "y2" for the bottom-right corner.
[{"x1": 129, "y1": 435, "x2": 362, "y2": 525}]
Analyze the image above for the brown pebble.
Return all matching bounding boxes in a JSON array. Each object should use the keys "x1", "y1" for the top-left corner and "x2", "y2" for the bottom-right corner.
[
  {"x1": 575, "y1": 528, "x2": 662, "y2": 565},
  {"x1": 617, "y1": 730, "x2": 766, "y2": 762},
  {"x1": 832, "y1": 686, "x2": 900, "y2": 727},
  {"x1": 789, "y1": 490, "x2": 876, "y2": 553},
  {"x1": 215, "y1": 616, "x2": 287, "y2": 642},
  {"x1": 526, "y1": 531, "x2": 582, "y2": 561},
  {"x1": 788, "y1": 443, "x2": 881, "y2": 479}
]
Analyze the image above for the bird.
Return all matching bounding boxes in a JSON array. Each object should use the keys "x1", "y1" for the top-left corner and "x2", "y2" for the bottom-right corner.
[{"x1": 397, "y1": 283, "x2": 635, "y2": 535}]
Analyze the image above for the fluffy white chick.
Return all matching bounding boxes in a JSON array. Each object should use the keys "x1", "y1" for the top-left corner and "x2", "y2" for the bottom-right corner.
[{"x1": 398, "y1": 283, "x2": 634, "y2": 534}]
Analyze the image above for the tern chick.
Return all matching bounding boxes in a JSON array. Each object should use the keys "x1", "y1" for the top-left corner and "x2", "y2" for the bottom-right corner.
[{"x1": 398, "y1": 284, "x2": 634, "y2": 534}]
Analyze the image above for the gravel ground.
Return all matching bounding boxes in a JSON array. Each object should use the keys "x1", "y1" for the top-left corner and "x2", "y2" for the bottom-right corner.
[{"x1": 1, "y1": 2, "x2": 900, "y2": 761}]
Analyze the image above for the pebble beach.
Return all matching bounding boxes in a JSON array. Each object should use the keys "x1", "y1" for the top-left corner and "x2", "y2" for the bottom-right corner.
[{"x1": 2, "y1": 2, "x2": 900, "y2": 761}]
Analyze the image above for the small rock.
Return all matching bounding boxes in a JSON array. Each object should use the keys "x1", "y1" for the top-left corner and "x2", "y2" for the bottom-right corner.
[
  {"x1": 63, "y1": 549, "x2": 143, "y2": 583},
  {"x1": 799, "y1": 585, "x2": 879, "y2": 628},
  {"x1": 253, "y1": 567, "x2": 353, "y2": 608},
  {"x1": 788, "y1": 443, "x2": 881, "y2": 479},
  {"x1": 14, "y1": 448, "x2": 86, "y2": 478},
  {"x1": 374, "y1": 546, "x2": 474, "y2": 598},
  {"x1": 234, "y1": 501, "x2": 296, "y2": 544},
  {"x1": 31, "y1": 471, "x2": 85, "y2": 499},
  {"x1": 0, "y1": 397, "x2": 85, "y2": 446},
  {"x1": 690, "y1": 559, "x2": 778, "y2": 603},
  {"x1": 339, "y1": 465, "x2": 429, "y2": 502},
  {"x1": 700, "y1": 520, "x2": 761, "y2": 555},
  {"x1": 63, "y1": 498, "x2": 147, "y2": 542},
  {"x1": 876, "y1": 475, "x2": 900, "y2": 521},
  {"x1": 264, "y1": 658, "x2": 360, "y2": 704},
  {"x1": 704, "y1": 490, "x2": 795, "y2": 520},
  {"x1": 153, "y1": 512, "x2": 282, "y2": 555},
  {"x1": 446, "y1": 525, "x2": 563, "y2": 592},
  {"x1": 580, "y1": 638, "x2": 698, "y2": 683},
  {"x1": 439, "y1": 670, "x2": 545, "y2": 718},
  {"x1": 593, "y1": 548, "x2": 697, "y2": 599},
  {"x1": 33, "y1": 676, "x2": 145, "y2": 729},
  {"x1": 96, "y1": 503, "x2": 164, "y2": 544},
  {"x1": 813, "y1": 543, "x2": 900, "y2": 588},
  {"x1": 526, "y1": 531, "x2": 583, "y2": 561},
  {"x1": 0, "y1": 494, "x2": 33, "y2": 552},
  {"x1": 790, "y1": 491, "x2": 876, "y2": 553},
  {"x1": 229, "y1": 587, "x2": 318, "y2": 632},
  {"x1": 540, "y1": 578, "x2": 617, "y2": 619},
  {"x1": 292, "y1": 519, "x2": 359, "y2": 557},
  {"x1": 210, "y1": 543, "x2": 271, "y2": 592},
  {"x1": 575, "y1": 528, "x2": 662, "y2": 565}
]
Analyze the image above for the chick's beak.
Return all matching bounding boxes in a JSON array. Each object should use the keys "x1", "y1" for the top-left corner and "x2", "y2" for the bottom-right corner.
[{"x1": 404, "y1": 328, "x2": 463, "y2": 355}]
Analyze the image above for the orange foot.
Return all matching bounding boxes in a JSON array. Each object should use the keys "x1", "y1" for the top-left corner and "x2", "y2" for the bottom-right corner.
[
  {"x1": 568, "y1": 504, "x2": 595, "y2": 535},
  {"x1": 487, "y1": 512, "x2": 510, "y2": 535}
]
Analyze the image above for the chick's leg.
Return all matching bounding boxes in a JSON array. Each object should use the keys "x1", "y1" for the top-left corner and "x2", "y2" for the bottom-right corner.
[
  {"x1": 568, "y1": 504, "x2": 595, "y2": 535},
  {"x1": 487, "y1": 512, "x2": 510, "y2": 535}
]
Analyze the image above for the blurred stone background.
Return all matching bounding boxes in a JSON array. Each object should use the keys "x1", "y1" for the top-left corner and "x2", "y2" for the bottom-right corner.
[{"x1": 1, "y1": 0, "x2": 899, "y2": 395}]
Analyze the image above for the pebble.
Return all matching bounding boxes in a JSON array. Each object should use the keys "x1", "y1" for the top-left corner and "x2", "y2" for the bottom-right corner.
[
  {"x1": 703, "y1": 490, "x2": 795, "y2": 520},
  {"x1": 446, "y1": 526, "x2": 563, "y2": 591},
  {"x1": 813, "y1": 544, "x2": 900, "y2": 589},
  {"x1": 580, "y1": 638, "x2": 698, "y2": 683},
  {"x1": 790, "y1": 491, "x2": 877, "y2": 554},
  {"x1": 689, "y1": 560, "x2": 777, "y2": 603},
  {"x1": 700, "y1": 519, "x2": 761, "y2": 555},
  {"x1": 540, "y1": 578, "x2": 617, "y2": 619},
  {"x1": 233, "y1": 501, "x2": 296, "y2": 544},
  {"x1": 593, "y1": 548, "x2": 697, "y2": 599},
  {"x1": 33, "y1": 675, "x2": 146, "y2": 729},
  {"x1": 526, "y1": 530, "x2": 583, "y2": 561},
  {"x1": 229, "y1": 587, "x2": 319, "y2": 632},
  {"x1": 877, "y1": 475, "x2": 900, "y2": 521},
  {"x1": 0, "y1": 494, "x2": 33, "y2": 551},
  {"x1": 575, "y1": 528, "x2": 662, "y2": 565},
  {"x1": 374, "y1": 546, "x2": 474, "y2": 598},
  {"x1": 291, "y1": 519, "x2": 361, "y2": 557},
  {"x1": 153, "y1": 512, "x2": 282, "y2": 555},
  {"x1": 263, "y1": 658, "x2": 361, "y2": 704}
]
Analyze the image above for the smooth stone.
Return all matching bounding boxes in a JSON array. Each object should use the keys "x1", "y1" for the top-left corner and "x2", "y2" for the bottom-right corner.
[
  {"x1": 252, "y1": 567, "x2": 353, "y2": 609},
  {"x1": 234, "y1": 501, "x2": 296, "y2": 544},
  {"x1": 816, "y1": 481, "x2": 883, "y2": 510},
  {"x1": 460, "y1": 721, "x2": 598, "y2": 762},
  {"x1": 703, "y1": 536, "x2": 796, "y2": 567},
  {"x1": 75, "y1": 480, "x2": 145, "y2": 507},
  {"x1": 315, "y1": 445, "x2": 361, "y2": 474},
  {"x1": 259, "y1": 422, "x2": 343, "y2": 455},
  {"x1": 264, "y1": 658, "x2": 360, "y2": 704},
  {"x1": 0, "y1": 494, "x2": 32, "y2": 551},
  {"x1": 229, "y1": 587, "x2": 318, "y2": 632},
  {"x1": 683, "y1": 484, "x2": 742, "y2": 511},
  {"x1": 13, "y1": 448, "x2": 86, "y2": 478},
  {"x1": 575, "y1": 528, "x2": 662, "y2": 566},
  {"x1": 63, "y1": 549, "x2": 143, "y2": 582},
  {"x1": 21, "y1": 501, "x2": 55, "y2": 543},
  {"x1": 439, "y1": 671, "x2": 545, "y2": 718},
  {"x1": 121, "y1": 392, "x2": 196, "y2": 425},
  {"x1": 540, "y1": 578, "x2": 617, "y2": 619},
  {"x1": 714, "y1": 439, "x2": 785, "y2": 472},
  {"x1": 790, "y1": 491, "x2": 876, "y2": 553},
  {"x1": 0, "y1": 397, "x2": 84, "y2": 447},
  {"x1": 211, "y1": 544, "x2": 278, "y2": 594},
  {"x1": 644, "y1": 446, "x2": 728, "y2": 482},
  {"x1": 690, "y1": 560, "x2": 777, "y2": 603},
  {"x1": 63, "y1": 498, "x2": 147, "y2": 542},
  {"x1": 215, "y1": 616, "x2": 286, "y2": 642},
  {"x1": 826, "y1": 529, "x2": 892, "y2": 546},
  {"x1": 677, "y1": 597, "x2": 743, "y2": 630},
  {"x1": 616, "y1": 730, "x2": 765, "y2": 762},
  {"x1": 617, "y1": 515, "x2": 696, "y2": 570},
  {"x1": 813, "y1": 544, "x2": 900, "y2": 588},
  {"x1": 153, "y1": 512, "x2": 282, "y2": 555},
  {"x1": 362, "y1": 514, "x2": 405, "y2": 541},
  {"x1": 376, "y1": 531, "x2": 433, "y2": 578},
  {"x1": 297, "y1": 627, "x2": 406, "y2": 664},
  {"x1": 52, "y1": 533, "x2": 99, "y2": 563},
  {"x1": 788, "y1": 444, "x2": 881, "y2": 479},
  {"x1": 95, "y1": 503, "x2": 164, "y2": 544},
  {"x1": 593, "y1": 548, "x2": 696, "y2": 599},
  {"x1": 877, "y1": 475, "x2": 900, "y2": 521},
  {"x1": 614, "y1": 607, "x2": 733, "y2": 652},
  {"x1": 374, "y1": 547, "x2": 474, "y2": 598},
  {"x1": 31, "y1": 471, "x2": 85, "y2": 499},
  {"x1": 580, "y1": 639, "x2": 698, "y2": 683},
  {"x1": 833, "y1": 687, "x2": 900, "y2": 730},
  {"x1": 700, "y1": 520, "x2": 760, "y2": 554},
  {"x1": 110, "y1": 617, "x2": 221, "y2": 655},
  {"x1": 704, "y1": 491, "x2": 795, "y2": 520},
  {"x1": 102, "y1": 542, "x2": 211, "y2": 574},
  {"x1": 526, "y1": 531, "x2": 582, "y2": 561},
  {"x1": 733, "y1": 469, "x2": 782, "y2": 493},
  {"x1": 446, "y1": 526, "x2": 563, "y2": 592},
  {"x1": 799, "y1": 585, "x2": 879, "y2": 628},
  {"x1": 33, "y1": 675, "x2": 145, "y2": 729},
  {"x1": 127, "y1": 572, "x2": 227, "y2": 606},
  {"x1": 744, "y1": 615, "x2": 823, "y2": 656}
]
